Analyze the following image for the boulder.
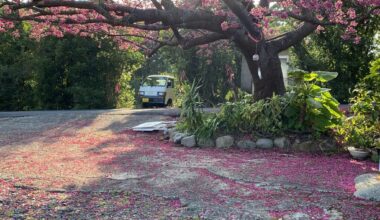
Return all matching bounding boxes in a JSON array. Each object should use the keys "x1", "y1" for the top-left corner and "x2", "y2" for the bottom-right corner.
[
  {"x1": 319, "y1": 139, "x2": 338, "y2": 153},
  {"x1": 256, "y1": 138, "x2": 274, "y2": 149},
  {"x1": 197, "y1": 138, "x2": 215, "y2": 148},
  {"x1": 282, "y1": 212, "x2": 310, "y2": 220},
  {"x1": 216, "y1": 135, "x2": 234, "y2": 149},
  {"x1": 354, "y1": 173, "x2": 380, "y2": 202},
  {"x1": 237, "y1": 140, "x2": 256, "y2": 149},
  {"x1": 181, "y1": 135, "x2": 197, "y2": 148},
  {"x1": 173, "y1": 133, "x2": 186, "y2": 144},
  {"x1": 168, "y1": 128, "x2": 177, "y2": 141},
  {"x1": 292, "y1": 140, "x2": 318, "y2": 153},
  {"x1": 292, "y1": 138, "x2": 337, "y2": 153},
  {"x1": 274, "y1": 137, "x2": 290, "y2": 149}
]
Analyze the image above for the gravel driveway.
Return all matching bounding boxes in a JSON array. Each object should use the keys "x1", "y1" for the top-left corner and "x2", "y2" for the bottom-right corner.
[{"x1": 0, "y1": 109, "x2": 379, "y2": 219}]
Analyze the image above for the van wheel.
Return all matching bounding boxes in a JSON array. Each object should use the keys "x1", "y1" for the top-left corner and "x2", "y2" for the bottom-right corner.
[{"x1": 166, "y1": 99, "x2": 173, "y2": 107}]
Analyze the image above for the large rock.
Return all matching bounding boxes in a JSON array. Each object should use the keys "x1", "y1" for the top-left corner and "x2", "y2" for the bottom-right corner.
[
  {"x1": 216, "y1": 135, "x2": 234, "y2": 149},
  {"x1": 256, "y1": 138, "x2": 274, "y2": 149},
  {"x1": 197, "y1": 138, "x2": 215, "y2": 148},
  {"x1": 292, "y1": 139, "x2": 337, "y2": 153},
  {"x1": 181, "y1": 135, "x2": 197, "y2": 148},
  {"x1": 354, "y1": 173, "x2": 380, "y2": 202},
  {"x1": 292, "y1": 140, "x2": 318, "y2": 153},
  {"x1": 173, "y1": 132, "x2": 187, "y2": 144},
  {"x1": 168, "y1": 128, "x2": 177, "y2": 141},
  {"x1": 274, "y1": 137, "x2": 290, "y2": 149},
  {"x1": 282, "y1": 212, "x2": 310, "y2": 220},
  {"x1": 237, "y1": 140, "x2": 256, "y2": 149}
]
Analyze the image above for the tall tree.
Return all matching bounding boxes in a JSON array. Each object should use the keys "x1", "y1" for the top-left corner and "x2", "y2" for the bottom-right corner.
[
  {"x1": 0, "y1": 30, "x2": 36, "y2": 110},
  {"x1": 0, "y1": 0, "x2": 379, "y2": 99},
  {"x1": 291, "y1": 9, "x2": 379, "y2": 102}
]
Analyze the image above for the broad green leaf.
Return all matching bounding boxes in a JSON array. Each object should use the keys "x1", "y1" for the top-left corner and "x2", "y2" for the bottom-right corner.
[
  {"x1": 323, "y1": 103, "x2": 343, "y2": 118},
  {"x1": 288, "y1": 70, "x2": 308, "y2": 79},
  {"x1": 314, "y1": 71, "x2": 338, "y2": 82},
  {"x1": 304, "y1": 73, "x2": 318, "y2": 81},
  {"x1": 306, "y1": 97, "x2": 323, "y2": 109}
]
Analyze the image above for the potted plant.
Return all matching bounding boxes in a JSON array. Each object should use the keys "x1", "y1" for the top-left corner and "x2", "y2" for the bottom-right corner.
[
  {"x1": 339, "y1": 59, "x2": 380, "y2": 160},
  {"x1": 337, "y1": 115, "x2": 372, "y2": 160}
]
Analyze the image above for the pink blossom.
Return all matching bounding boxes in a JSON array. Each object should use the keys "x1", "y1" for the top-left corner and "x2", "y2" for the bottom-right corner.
[{"x1": 220, "y1": 21, "x2": 229, "y2": 31}]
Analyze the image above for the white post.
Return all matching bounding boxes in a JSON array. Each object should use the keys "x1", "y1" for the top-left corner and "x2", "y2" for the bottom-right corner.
[{"x1": 378, "y1": 149, "x2": 380, "y2": 172}]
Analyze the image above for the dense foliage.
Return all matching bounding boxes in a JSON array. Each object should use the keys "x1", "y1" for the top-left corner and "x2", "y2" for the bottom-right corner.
[
  {"x1": 291, "y1": 14, "x2": 379, "y2": 102},
  {"x1": 336, "y1": 58, "x2": 380, "y2": 149},
  {"x1": 1, "y1": 0, "x2": 377, "y2": 100},
  {"x1": 136, "y1": 46, "x2": 241, "y2": 106},
  {"x1": 178, "y1": 71, "x2": 343, "y2": 138},
  {"x1": 284, "y1": 70, "x2": 342, "y2": 133},
  {"x1": 0, "y1": 31, "x2": 143, "y2": 110},
  {"x1": 0, "y1": 26, "x2": 36, "y2": 110}
]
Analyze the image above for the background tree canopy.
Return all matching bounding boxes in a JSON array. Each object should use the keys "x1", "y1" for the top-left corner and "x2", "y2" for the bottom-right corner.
[
  {"x1": 0, "y1": 6, "x2": 378, "y2": 110},
  {"x1": 0, "y1": 29, "x2": 241, "y2": 110},
  {"x1": 0, "y1": 30, "x2": 143, "y2": 111},
  {"x1": 136, "y1": 45, "x2": 241, "y2": 106},
  {"x1": 291, "y1": 15, "x2": 380, "y2": 102}
]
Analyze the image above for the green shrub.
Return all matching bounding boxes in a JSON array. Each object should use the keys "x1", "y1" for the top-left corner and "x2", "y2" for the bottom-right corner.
[
  {"x1": 116, "y1": 71, "x2": 136, "y2": 108},
  {"x1": 194, "y1": 113, "x2": 221, "y2": 139},
  {"x1": 336, "y1": 58, "x2": 380, "y2": 149},
  {"x1": 217, "y1": 94, "x2": 288, "y2": 136},
  {"x1": 350, "y1": 59, "x2": 380, "y2": 120},
  {"x1": 173, "y1": 81, "x2": 187, "y2": 107},
  {"x1": 336, "y1": 115, "x2": 379, "y2": 149},
  {"x1": 285, "y1": 70, "x2": 343, "y2": 133},
  {"x1": 177, "y1": 81, "x2": 203, "y2": 134},
  {"x1": 178, "y1": 71, "x2": 343, "y2": 138}
]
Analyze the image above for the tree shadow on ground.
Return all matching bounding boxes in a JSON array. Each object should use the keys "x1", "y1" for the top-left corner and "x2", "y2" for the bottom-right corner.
[{"x1": 1, "y1": 111, "x2": 380, "y2": 219}]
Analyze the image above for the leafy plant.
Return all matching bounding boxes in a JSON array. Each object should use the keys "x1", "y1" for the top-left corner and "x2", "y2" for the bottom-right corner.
[
  {"x1": 213, "y1": 93, "x2": 288, "y2": 136},
  {"x1": 178, "y1": 71, "x2": 343, "y2": 139},
  {"x1": 336, "y1": 115, "x2": 377, "y2": 149},
  {"x1": 336, "y1": 58, "x2": 380, "y2": 149},
  {"x1": 285, "y1": 70, "x2": 343, "y2": 133},
  {"x1": 350, "y1": 58, "x2": 380, "y2": 121},
  {"x1": 177, "y1": 81, "x2": 203, "y2": 134},
  {"x1": 194, "y1": 113, "x2": 221, "y2": 139}
]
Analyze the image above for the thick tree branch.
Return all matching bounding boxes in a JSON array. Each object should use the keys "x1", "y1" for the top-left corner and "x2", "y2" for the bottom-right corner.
[
  {"x1": 181, "y1": 33, "x2": 227, "y2": 49},
  {"x1": 222, "y1": 0, "x2": 261, "y2": 38},
  {"x1": 269, "y1": 22, "x2": 317, "y2": 52},
  {"x1": 259, "y1": 0, "x2": 269, "y2": 8},
  {"x1": 3, "y1": 0, "x2": 225, "y2": 33},
  {"x1": 150, "y1": 0, "x2": 163, "y2": 10},
  {"x1": 152, "y1": 0, "x2": 184, "y2": 43}
]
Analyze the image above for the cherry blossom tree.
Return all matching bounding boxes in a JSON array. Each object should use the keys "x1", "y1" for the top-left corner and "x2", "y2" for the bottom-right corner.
[{"x1": 0, "y1": 0, "x2": 379, "y2": 99}]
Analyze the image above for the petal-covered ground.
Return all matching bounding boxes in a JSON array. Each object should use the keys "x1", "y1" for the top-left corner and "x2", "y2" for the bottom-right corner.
[{"x1": 0, "y1": 110, "x2": 379, "y2": 219}]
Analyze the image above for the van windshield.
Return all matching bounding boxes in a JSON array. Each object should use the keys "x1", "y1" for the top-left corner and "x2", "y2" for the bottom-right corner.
[{"x1": 142, "y1": 77, "x2": 167, "y2": 87}]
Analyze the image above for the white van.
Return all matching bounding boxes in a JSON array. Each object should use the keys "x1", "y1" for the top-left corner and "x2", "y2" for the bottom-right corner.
[{"x1": 139, "y1": 75, "x2": 175, "y2": 107}]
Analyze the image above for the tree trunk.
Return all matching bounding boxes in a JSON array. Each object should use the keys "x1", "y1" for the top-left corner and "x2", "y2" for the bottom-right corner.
[{"x1": 242, "y1": 46, "x2": 286, "y2": 100}]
